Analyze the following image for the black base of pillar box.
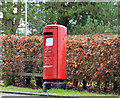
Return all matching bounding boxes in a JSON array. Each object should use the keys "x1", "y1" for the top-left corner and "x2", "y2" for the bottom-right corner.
[{"x1": 43, "y1": 82, "x2": 66, "y2": 92}]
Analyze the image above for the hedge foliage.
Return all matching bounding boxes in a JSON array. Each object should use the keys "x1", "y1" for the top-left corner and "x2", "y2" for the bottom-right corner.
[
  {"x1": 66, "y1": 35, "x2": 120, "y2": 83},
  {"x1": 1, "y1": 34, "x2": 120, "y2": 84},
  {"x1": 1, "y1": 35, "x2": 43, "y2": 78}
]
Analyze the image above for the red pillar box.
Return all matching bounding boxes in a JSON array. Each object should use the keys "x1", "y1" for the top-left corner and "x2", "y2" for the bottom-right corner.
[{"x1": 43, "y1": 22, "x2": 67, "y2": 91}]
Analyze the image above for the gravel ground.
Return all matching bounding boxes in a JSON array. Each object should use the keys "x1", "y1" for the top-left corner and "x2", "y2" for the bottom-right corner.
[
  {"x1": 0, "y1": 93, "x2": 60, "y2": 98},
  {"x1": 1, "y1": 93, "x2": 31, "y2": 96},
  {"x1": 0, "y1": 92, "x2": 34, "y2": 98}
]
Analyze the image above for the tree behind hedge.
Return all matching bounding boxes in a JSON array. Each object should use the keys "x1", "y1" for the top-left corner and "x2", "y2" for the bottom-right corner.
[
  {"x1": 28, "y1": 2, "x2": 118, "y2": 35},
  {"x1": 1, "y1": 1, "x2": 24, "y2": 35},
  {"x1": 1, "y1": 2, "x2": 118, "y2": 35}
]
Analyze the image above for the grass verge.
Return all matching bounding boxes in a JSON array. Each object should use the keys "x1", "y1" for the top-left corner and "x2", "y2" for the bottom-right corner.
[{"x1": 0, "y1": 86, "x2": 119, "y2": 97}]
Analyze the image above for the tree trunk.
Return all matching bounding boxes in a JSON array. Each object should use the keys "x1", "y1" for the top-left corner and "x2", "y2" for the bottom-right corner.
[
  {"x1": 73, "y1": 79, "x2": 78, "y2": 87},
  {"x1": 83, "y1": 79, "x2": 87, "y2": 89},
  {"x1": 2, "y1": 2, "x2": 22, "y2": 35},
  {"x1": 104, "y1": 81, "x2": 109, "y2": 91},
  {"x1": 13, "y1": 18, "x2": 20, "y2": 35},
  {"x1": 113, "y1": 81, "x2": 118, "y2": 91}
]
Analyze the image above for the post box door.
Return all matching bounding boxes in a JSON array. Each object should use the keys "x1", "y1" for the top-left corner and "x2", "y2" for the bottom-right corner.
[{"x1": 43, "y1": 29, "x2": 58, "y2": 79}]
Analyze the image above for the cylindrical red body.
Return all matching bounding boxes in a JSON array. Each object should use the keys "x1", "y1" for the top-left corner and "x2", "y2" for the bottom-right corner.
[{"x1": 43, "y1": 25, "x2": 67, "y2": 80}]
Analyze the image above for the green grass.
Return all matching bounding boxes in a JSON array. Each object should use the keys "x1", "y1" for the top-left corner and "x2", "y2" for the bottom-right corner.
[
  {"x1": 0, "y1": 86, "x2": 43, "y2": 93},
  {"x1": 0, "y1": 80, "x2": 119, "y2": 97},
  {"x1": 0, "y1": 86, "x2": 119, "y2": 97}
]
